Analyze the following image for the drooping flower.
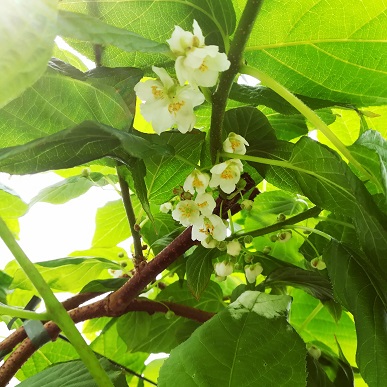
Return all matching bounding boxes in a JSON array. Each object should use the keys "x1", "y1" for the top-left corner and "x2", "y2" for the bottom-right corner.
[
  {"x1": 160, "y1": 202, "x2": 173, "y2": 213},
  {"x1": 311, "y1": 257, "x2": 326, "y2": 270},
  {"x1": 240, "y1": 199, "x2": 253, "y2": 211},
  {"x1": 195, "y1": 192, "x2": 216, "y2": 216},
  {"x1": 183, "y1": 169, "x2": 210, "y2": 194},
  {"x1": 223, "y1": 132, "x2": 249, "y2": 155},
  {"x1": 214, "y1": 261, "x2": 234, "y2": 277},
  {"x1": 191, "y1": 214, "x2": 228, "y2": 247},
  {"x1": 167, "y1": 20, "x2": 230, "y2": 87},
  {"x1": 209, "y1": 159, "x2": 243, "y2": 194},
  {"x1": 277, "y1": 230, "x2": 292, "y2": 243},
  {"x1": 134, "y1": 66, "x2": 205, "y2": 134},
  {"x1": 227, "y1": 240, "x2": 242, "y2": 256},
  {"x1": 244, "y1": 263, "x2": 263, "y2": 284},
  {"x1": 172, "y1": 200, "x2": 200, "y2": 227}
]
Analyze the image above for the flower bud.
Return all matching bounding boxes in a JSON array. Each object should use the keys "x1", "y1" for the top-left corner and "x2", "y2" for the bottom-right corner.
[
  {"x1": 244, "y1": 235, "x2": 253, "y2": 244},
  {"x1": 118, "y1": 252, "x2": 125, "y2": 258},
  {"x1": 262, "y1": 246, "x2": 271, "y2": 254},
  {"x1": 160, "y1": 202, "x2": 173, "y2": 213},
  {"x1": 81, "y1": 168, "x2": 91, "y2": 177},
  {"x1": 236, "y1": 179, "x2": 247, "y2": 190},
  {"x1": 270, "y1": 234, "x2": 278, "y2": 242},
  {"x1": 277, "y1": 230, "x2": 292, "y2": 243},
  {"x1": 311, "y1": 257, "x2": 326, "y2": 270},
  {"x1": 214, "y1": 261, "x2": 234, "y2": 277},
  {"x1": 120, "y1": 261, "x2": 127, "y2": 267},
  {"x1": 173, "y1": 186, "x2": 184, "y2": 196},
  {"x1": 165, "y1": 310, "x2": 175, "y2": 320},
  {"x1": 227, "y1": 240, "x2": 242, "y2": 256},
  {"x1": 244, "y1": 263, "x2": 263, "y2": 284},
  {"x1": 307, "y1": 345, "x2": 321, "y2": 360},
  {"x1": 277, "y1": 213, "x2": 286, "y2": 222},
  {"x1": 217, "y1": 241, "x2": 228, "y2": 251},
  {"x1": 240, "y1": 199, "x2": 253, "y2": 211}
]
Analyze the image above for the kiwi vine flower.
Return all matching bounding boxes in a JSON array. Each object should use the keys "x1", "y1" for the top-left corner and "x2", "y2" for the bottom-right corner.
[
  {"x1": 227, "y1": 239, "x2": 242, "y2": 256},
  {"x1": 195, "y1": 192, "x2": 216, "y2": 216},
  {"x1": 134, "y1": 66, "x2": 204, "y2": 134},
  {"x1": 214, "y1": 261, "x2": 234, "y2": 277},
  {"x1": 172, "y1": 200, "x2": 201, "y2": 227},
  {"x1": 183, "y1": 169, "x2": 210, "y2": 194},
  {"x1": 209, "y1": 159, "x2": 243, "y2": 194},
  {"x1": 223, "y1": 132, "x2": 249, "y2": 155},
  {"x1": 245, "y1": 263, "x2": 263, "y2": 284},
  {"x1": 167, "y1": 20, "x2": 230, "y2": 87},
  {"x1": 191, "y1": 214, "x2": 228, "y2": 247}
]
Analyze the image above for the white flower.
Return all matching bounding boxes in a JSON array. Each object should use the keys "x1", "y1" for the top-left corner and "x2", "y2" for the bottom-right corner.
[
  {"x1": 277, "y1": 231, "x2": 292, "y2": 243},
  {"x1": 108, "y1": 269, "x2": 123, "y2": 278},
  {"x1": 209, "y1": 159, "x2": 243, "y2": 194},
  {"x1": 311, "y1": 257, "x2": 326, "y2": 270},
  {"x1": 244, "y1": 263, "x2": 263, "y2": 284},
  {"x1": 223, "y1": 132, "x2": 249, "y2": 155},
  {"x1": 134, "y1": 66, "x2": 205, "y2": 134},
  {"x1": 183, "y1": 169, "x2": 210, "y2": 194},
  {"x1": 191, "y1": 214, "x2": 228, "y2": 247},
  {"x1": 214, "y1": 261, "x2": 234, "y2": 277},
  {"x1": 195, "y1": 192, "x2": 216, "y2": 216},
  {"x1": 172, "y1": 200, "x2": 200, "y2": 227},
  {"x1": 227, "y1": 240, "x2": 242, "y2": 256},
  {"x1": 167, "y1": 20, "x2": 230, "y2": 87},
  {"x1": 160, "y1": 202, "x2": 173, "y2": 213}
]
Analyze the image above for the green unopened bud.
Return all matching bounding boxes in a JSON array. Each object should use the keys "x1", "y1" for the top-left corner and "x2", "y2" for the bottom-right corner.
[
  {"x1": 81, "y1": 168, "x2": 91, "y2": 177},
  {"x1": 236, "y1": 179, "x2": 247, "y2": 190},
  {"x1": 217, "y1": 241, "x2": 228, "y2": 251},
  {"x1": 165, "y1": 310, "x2": 175, "y2": 320},
  {"x1": 118, "y1": 252, "x2": 125, "y2": 258},
  {"x1": 244, "y1": 254, "x2": 253, "y2": 263},
  {"x1": 120, "y1": 261, "x2": 127, "y2": 268},
  {"x1": 270, "y1": 234, "x2": 278, "y2": 242},
  {"x1": 234, "y1": 263, "x2": 241, "y2": 270},
  {"x1": 277, "y1": 213, "x2": 286, "y2": 222},
  {"x1": 241, "y1": 199, "x2": 253, "y2": 211},
  {"x1": 244, "y1": 235, "x2": 253, "y2": 244},
  {"x1": 262, "y1": 246, "x2": 271, "y2": 254},
  {"x1": 307, "y1": 345, "x2": 321, "y2": 360},
  {"x1": 277, "y1": 230, "x2": 292, "y2": 243},
  {"x1": 182, "y1": 191, "x2": 193, "y2": 200},
  {"x1": 311, "y1": 257, "x2": 326, "y2": 270}
]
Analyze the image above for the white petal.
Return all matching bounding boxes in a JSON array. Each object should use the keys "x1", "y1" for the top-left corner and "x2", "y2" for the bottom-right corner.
[
  {"x1": 152, "y1": 66, "x2": 174, "y2": 90},
  {"x1": 134, "y1": 79, "x2": 163, "y2": 101},
  {"x1": 167, "y1": 26, "x2": 194, "y2": 55},
  {"x1": 192, "y1": 20, "x2": 205, "y2": 46}
]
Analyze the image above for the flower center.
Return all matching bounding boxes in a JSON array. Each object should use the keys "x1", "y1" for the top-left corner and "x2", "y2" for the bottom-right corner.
[
  {"x1": 200, "y1": 219, "x2": 214, "y2": 235},
  {"x1": 151, "y1": 85, "x2": 164, "y2": 99},
  {"x1": 197, "y1": 201, "x2": 208, "y2": 208},
  {"x1": 199, "y1": 62, "x2": 208, "y2": 72},
  {"x1": 193, "y1": 176, "x2": 203, "y2": 188},
  {"x1": 230, "y1": 139, "x2": 241, "y2": 150},
  {"x1": 220, "y1": 167, "x2": 234, "y2": 180},
  {"x1": 168, "y1": 100, "x2": 185, "y2": 114},
  {"x1": 179, "y1": 203, "x2": 194, "y2": 219}
]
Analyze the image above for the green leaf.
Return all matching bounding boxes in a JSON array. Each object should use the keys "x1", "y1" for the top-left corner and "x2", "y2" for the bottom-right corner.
[
  {"x1": 263, "y1": 267, "x2": 333, "y2": 301},
  {"x1": 306, "y1": 354, "x2": 335, "y2": 387},
  {"x1": 9, "y1": 257, "x2": 120, "y2": 293},
  {"x1": 16, "y1": 340, "x2": 80, "y2": 381},
  {"x1": 229, "y1": 83, "x2": 337, "y2": 114},
  {"x1": 0, "y1": 0, "x2": 56, "y2": 108},
  {"x1": 0, "y1": 63, "x2": 132, "y2": 148},
  {"x1": 29, "y1": 172, "x2": 115, "y2": 206},
  {"x1": 92, "y1": 199, "x2": 138, "y2": 248},
  {"x1": 324, "y1": 241, "x2": 387, "y2": 387},
  {"x1": 186, "y1": 246, "x2": 222, "y2": 299},
  {"x1": 0, "y1": 270, "x2": 12, "y2": 304},
  {"x1": 112, "y1": 281, "x2": 223, "y2": 354},
  {"x1": 0, "y1": 121, "x2": 171, "y2": 175},
  {"x1": 244, "y1": 0, "x2": 387, "y2": 105},
  {"x1": 59, "y1": 0, "x2": 235, "y2": 67},
  {"x1": 159, "y1": 291, "x2": 306, "y2": 387},
  {"x1": 0, "y1": 184, "x2": 28, "y2": 237},
  {"x1": 80, "y1": 278, "x2": 128, "y2": 294},
  {"x1": 17, "y1": 358, "x2": 128, "y2": 387},
  {"x1": 289, "y1": 289, "x2": 357, "y2": 367},
  {"x1": 58, "y1": 10, "x2": 169, "y2": 54},
  {"x1": 143, "y1": 131, "x2": 205, "y2": 204}
]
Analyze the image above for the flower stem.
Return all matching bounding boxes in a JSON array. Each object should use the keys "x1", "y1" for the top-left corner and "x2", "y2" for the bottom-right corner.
[
  {"x1": 297, "y1": 302, "x2": 324, "y2": 333},
  {"x1": 0, "y1": 304, "x2": 49, "y2": 321},
  {"x1": 0, "y1": 217, "x2": 114, "y2": 387},
  {"x1": 240, "y1": 64, "x2": 381, "y2": 190},
  {"x1": 210, "y1": 0, "x2": 265, "y2": 163}
]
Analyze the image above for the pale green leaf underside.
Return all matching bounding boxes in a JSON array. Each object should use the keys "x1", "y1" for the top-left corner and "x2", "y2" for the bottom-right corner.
[
  {"x1": 0, "y1": 0, "x2": 57, "y2": 108},
  {"x1": 244, "y1": 0, "x2": 387, "y2": 105}
]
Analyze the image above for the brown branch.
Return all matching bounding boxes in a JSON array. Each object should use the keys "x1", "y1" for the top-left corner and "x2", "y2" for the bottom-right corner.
[
  {"x1": 0, "y1": 298, "x2": 214, "y2": 386},
  {"x1": 0, "y1": 292, "x2": 102, "y2": 356}
]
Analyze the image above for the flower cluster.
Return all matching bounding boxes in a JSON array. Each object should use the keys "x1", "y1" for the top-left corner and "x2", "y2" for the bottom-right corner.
[{"x1": 135, "y1": 20, "x2": 230, "y2": 135}]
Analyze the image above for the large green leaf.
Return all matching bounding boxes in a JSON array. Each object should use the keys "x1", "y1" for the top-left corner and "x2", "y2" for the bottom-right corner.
[
  {"x1": 0, "y1": 0, "x2": 56, "y2": 108},
  {"x1": 116, "y1": 281, "x2": 224, "y2": 353},
  {"x1": 324, "y1": 242, "x2": 387, "y2": 387},
  {"x1": 16, "y1": 340, "x2": 79, "y2": 381},
  {"x1": 8, "y1": 257, "x2": 119, "y2": 293},
  {"x1": 58, "y1": 10, "x2": 169, "y2": 54},
  {"x1": 29, "y1": 172, "x2": 115, "y2": 206},
  {"x1": 244, "y1": 0, "x2": 387, "y2": 105},
  {"x1": 186, "y1": 246, "x2": 222, "y2": 299},
  {"x1": 159, "y1": 291, "x2": 306, "y2": 387},
  {"x1": 0, "y1": 184, "x2": 28, "y2": 237},
  {"x1": 59, "y1": 0, "x2": 235, "y2": 67},
  {"x1": 17, "y1": 358, "x2": 128, "y2": 387},
  {"x1": 0, "y1": 121, "x2": 172, "y2": 175},
  {"x1": 143, "y1": 131, "x2": 205, "y2": 204},
  {"x1": 0, "y1": 62, "x2": 133, "y2": 148}
]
